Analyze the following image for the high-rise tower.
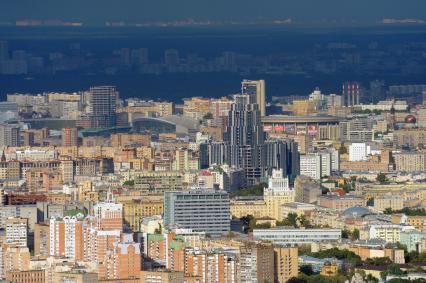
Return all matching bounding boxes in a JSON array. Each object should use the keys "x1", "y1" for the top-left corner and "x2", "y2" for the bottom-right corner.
[
  {"x1": 0, "y1": 41, "x2": 8, "y2": 60},
  {"x1": 342, "y1": 81, "x2": 360, "y2": 107},
  {"x1": 242, "y1": 79, "x2": 266, "y2": 116},
  {"x1": 225, "y1": 94, "x2": 264, "y2": 184},
  {"x1": 89, "y1": 86, "x2": 118, "y2": 128}
]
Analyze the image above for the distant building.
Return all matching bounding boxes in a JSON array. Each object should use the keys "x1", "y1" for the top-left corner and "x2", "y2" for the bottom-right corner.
[
  {"x1": 164, "y1": 189, "x2": 230, "y2": 237},
  {"x1": 300, "y1": 153, "x2": 322, "y2": 180},
  {"x1": 61, "y1": 128, "x2": 78, "y2": 147},
  {"x1": 349, "y1": 143, "x2": 370, "y2": 162},
  {"x1": 239, "y1": 242, "x2": 274, "y2": 283},
  {"x1": 164, "y1": 49, "x2": 180, "y2": 66},
  {"x1": 274, "y1": 246, "x2": 299, "y2": 283},
  {"x1": 49, "y1": 216, "x2": 84, "y2": 260},
  {"x1": 53, "y1": 271, "x2": 98, "y2": 283},
  {"x1": 374, "y1": 195, "x2": 404, "y2": 212},
  {"x1": 318, "y1": 194, "x2": 365, "y2": 210},
  {"x1": 394, "y1": 152, "x2": 426, "y2": 172},
  {"x1": 89, "y1": 86, "x2": 118, "y2": 128},
  {"x1": 342, "y1": 81, "x2": 360, "y2": 107},
  {"x1": 0, "y1": 40, "x2": 8, "y2": 60},
  {"x1": 294, "y1": 175, "x2": 321, "y2": 204},
  {"x1": 393, "y1": 128, "x2": 426, "y2": 148},
  {"x1": 263, "y1": 169, "x2": 295, "y2": 220},
  {"x1": 241, "y1": 79, "x2": 266, "y2": 116},
  {"x1": 253, "y1": 227, "x2": 341, "y2": 245},
  {"x1": 6, "y1": 217, "x2": 28, "y2": 247},
  {"x1": 0, "y1": 124, "x2": 20, "y2": 147},
  {"x1": 369, "y1": 225, "x2": 414, "y2": 243},
  {"x1": 0, "y1": 102, "x2": 18, "y2": 122},
  {"x1": 400, "y1": 229, "x2": 426, "y2": 252}
]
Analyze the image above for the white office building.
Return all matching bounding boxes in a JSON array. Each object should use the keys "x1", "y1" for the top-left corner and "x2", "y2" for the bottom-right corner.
[
  {"x1": 349, "y1": 143, "x2": 371, "y2": 161},
  {"x1": 253, "y1": 227, "x2": 341, "y2": 245},
  {"x1": 300, "y1": 153, "x2": 322, "y2": 180}
]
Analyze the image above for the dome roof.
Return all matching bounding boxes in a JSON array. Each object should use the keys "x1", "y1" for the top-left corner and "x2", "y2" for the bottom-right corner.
[
  {"x1": 405, "y1": 115, "x2": 416, "y2": 123},
  {"x1": 343, "y1": 206, "x2": 370, "y2": 217}
]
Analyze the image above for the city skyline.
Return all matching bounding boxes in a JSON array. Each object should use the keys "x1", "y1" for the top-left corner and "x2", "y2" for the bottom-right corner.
[
  {"x1": 0, "y1": 2, "x2": 426, "y2": 283},
  {"x1": 0, "y1": 0, "x2": 426, "y2": 24}
]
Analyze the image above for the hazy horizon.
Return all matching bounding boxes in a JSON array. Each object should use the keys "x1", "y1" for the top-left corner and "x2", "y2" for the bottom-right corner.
[{"x1": 1, "y1": 0, "x2": 426, "y2": 25}]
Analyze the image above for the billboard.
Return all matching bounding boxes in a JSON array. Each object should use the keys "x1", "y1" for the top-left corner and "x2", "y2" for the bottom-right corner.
[
  {"x1": 307, "y1": 124, "x2": 318, "y2": 136},
  {"x1": 263, "y1": 125, "x2": 273, "y2": 132},
  {"x1": 274, "y1": 125, "x2": 284, "y2": 132}
]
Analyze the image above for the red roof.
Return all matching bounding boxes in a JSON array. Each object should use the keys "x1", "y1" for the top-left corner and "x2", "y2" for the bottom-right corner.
[
  {"x1": 331, "y1": 188, "x2": 345, "y2": 196},
  {"x1": 199, "y1": 170, "x2": 213, "y2": 176}
]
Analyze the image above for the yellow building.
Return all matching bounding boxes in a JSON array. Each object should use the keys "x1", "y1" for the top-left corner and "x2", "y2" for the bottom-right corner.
[
  {"x1": 274, "y1": 247, "x2": 298, "y2": 283},
  {"x1": 369, "y1": 225, "x2": 403, "y2": 243},
  {"x1": 320, "y1": 262, "x2": 338, "y2": 277},
  {"x1": 120, "y1": 197, "x2": 164, "y2": 232},
  {"x1": 230, "y1": 199, "x2": 267, "y2": 219},
  {"x1": 373, "y1": 195, "x2": 404, "y2": 212},
  {"x1": 53, "y1": 271, "x2": 98, "y2": 283},
  {"x1": 140, "y1": 270, "x2": 183, "y2": 283},
  {"x1": 230, "y1": 170, "x2": 294, "y2": 221},
  {"x1": 392, "y1": 214, "x2": 426, "y2": 232},
  {"x1": 122, "y1": 101, "x2": 173, "y2": 117},
  {"x1": 292, "y1": 100, "x2": 316, "y2": 116},
  {"x1": 133, "y1": 171, "x2": 182, "y2": 192},
  {"x1": 264, "y1": 170, "x2": 295, "y2": 221}
]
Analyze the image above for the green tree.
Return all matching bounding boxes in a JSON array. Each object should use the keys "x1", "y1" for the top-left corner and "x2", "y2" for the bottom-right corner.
[
  {"x1": 231, "y1": 182, "x2": 267, "y2": 197},
  {"x1": 287, "y1": 213, "x2": 299, "y2": 227},
  {"x1": 376, "y1": 173, "x2": 388, "y2": 184},
  {"x1": 387, "y1": 263, "x2": 404, "y2": 275},
  {"x1": 365, "y1": 274, "x2": 379, "y2": 283},
  {"x1": 287, "y1": 278, "x2": 307, "y2": 283},
  {"x1": 342, "y1": 229, "x2": 350, "y2": 239},
  {"x1": 308, "y1": 248, "x2": 362, "y2": 266},
  {"x1": 240, "y1": 215, "x2": 255, "y2": 233},
  {"x1": 287, "y1": 277, "x2": 308, "y2": 283},
  {"x1": 298, "y1": 215, "x2": 311, "y2": 228},
  {"x1": 384, "y1": 207, "x2": 393, "y2": 215},
  {"x1": 254, "y1": 222, "x2": 272, "y2": 229},
  {"x1": 365, "y1": 257, "x2": 392, "y2": 266},
  {"x1": 123, "y1": 180, "x2": 134, "y2": 186},
  {"x1": 276, "y1": 218, "x2": 291, "y2": 226},
  {"x1": 300, "y1": 265, "x2": 314, "y2": 276},
  {"x1": 351, "y1": 229, "x2": 360, "y2": 240},
  {"x1": 203, "y1": 112, "x2": 213, "y2": 119}
]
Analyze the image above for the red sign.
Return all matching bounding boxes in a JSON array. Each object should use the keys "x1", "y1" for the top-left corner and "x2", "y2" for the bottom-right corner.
[
  {"x1": 307, "y1": 124, "x2": 317, "y2": 136},
  {"x1": 274, "y1": 125, "x2": 284, "y2": 132}
]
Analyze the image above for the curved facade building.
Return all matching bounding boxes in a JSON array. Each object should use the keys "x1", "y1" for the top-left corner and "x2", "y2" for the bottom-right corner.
[
  {"x1": 261, "y1": 115, "x2": 343, "y2": 137},
  {"x1": 132, "y1": 117, "x2": 176, "y2": 134}
]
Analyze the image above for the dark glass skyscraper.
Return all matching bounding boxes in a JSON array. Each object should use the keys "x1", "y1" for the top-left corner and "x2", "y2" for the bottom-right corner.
[
  {"x1": 261, "y1": 139, "x2": 300, "y2": 183},
  {"x1": 225, "y1": 94, "x2": 264, "y2": 185},
  {"x1": 89, "y1": 86, "x2": 118, "y2": 128},
  {"x1": 204, "y1": 92, "x2": 300, "y2": 186}
]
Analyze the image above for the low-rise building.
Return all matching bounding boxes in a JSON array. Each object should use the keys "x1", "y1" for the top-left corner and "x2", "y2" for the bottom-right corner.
[
  {"x1": 400, "y1": 229, "x2": 426, "y2": 252},
  {"x1": 369, "y1": 225, "x2": 415, "y2": 243},
  {"x1": 374, "y1": 195, "x2": 404, "y2": 212},
  {"x1": 318, "y1": 194, "x2": 365, "y2": 210},
  {"x1": 253, "y1": 227, "x2": 342, "y2": 245}
]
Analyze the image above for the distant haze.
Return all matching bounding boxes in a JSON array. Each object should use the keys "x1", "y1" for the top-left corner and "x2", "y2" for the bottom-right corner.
[{"x1": 1, "y1": 0, "x2": 426, "y2": 24}]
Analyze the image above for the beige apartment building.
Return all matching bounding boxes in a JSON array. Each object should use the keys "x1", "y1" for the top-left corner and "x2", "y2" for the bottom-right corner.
[
  {"x1": 394, "y1": 152, "x2": 426, "y2": 172},
  {"x1": 374, "y1": 195, "x2": 404, "y2": 212},
  {"x1": 274, "y1": 246, "x2": 299, "y2": 283}
]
